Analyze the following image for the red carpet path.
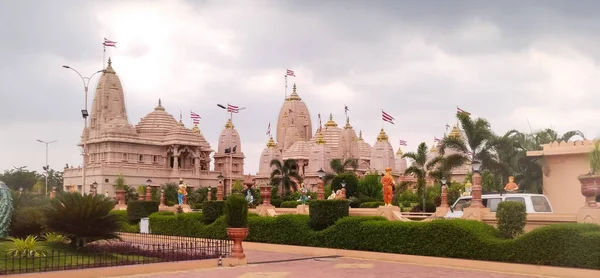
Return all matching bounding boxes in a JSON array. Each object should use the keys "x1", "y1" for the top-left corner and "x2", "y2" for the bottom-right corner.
[{"x1": 118, "y1": 250, "x2": 538, "y2": 278}]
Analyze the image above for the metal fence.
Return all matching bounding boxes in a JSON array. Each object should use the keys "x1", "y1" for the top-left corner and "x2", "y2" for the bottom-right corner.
[{"x1": 1, "y1": 233, "x2": 232, "y2": 275}]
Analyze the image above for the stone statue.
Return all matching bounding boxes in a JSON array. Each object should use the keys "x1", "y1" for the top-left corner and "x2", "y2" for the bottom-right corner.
[
  {"x1": 299, "y1": 187, "x2": 308, "y2": 205},
  {"x1": 0, "y1": 181, "x2": 13, "y2": 238},
  {"x1": 105, "y1": 190, "x2": 109, "y2": 197},
  {"x1": 463, "y1": 181, "x2": 472, "y2": 196},
  {"x1": 382, "y1": 167, "x2": 395, "y2": 206},
  {"x1": 245, "y1": 190, "x2": 254, "y2": 205},
  {"x1": 177, "y1": 178, "x2": 188, "y2": 205},
  {"x1": 327, "y1": 190, "x2": 337, "y2": 200},
  {"x1": 334, "y1": 189, "x2": 343, "y2": 200},
  {"x1": 504, "y1": 176, "x2": 519, "y2": 192}
]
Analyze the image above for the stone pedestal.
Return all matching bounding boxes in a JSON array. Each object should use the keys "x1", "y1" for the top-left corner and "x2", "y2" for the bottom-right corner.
[
  {"x1": 256, "y1": 204, "x2": 275, "y2": 216},
  {"x1": 217, "y1": 183, "x2": 224, "y2": 201},
  {"x1": 145, "y1": 186, "x2": 152, "y2": 202},
  {"x1": 376, "y1": 205, "x2": 401, "y2": 221},
  {"x1": 462, "y1": 207, "x2": 490, "y2": 221},
  {"x1": 180, "y1": 204, "x2": 192, "y2": 213},
  {"x1": 296, "y1": 204, "x2": 309, "y2": 214},
  {"x1": 435, "y1": 206, "x2": 450, "y2": 217},
  {"x1": 260, "y1": 185, "x2": 272, "y2": 205},
  {"x1": 577, "y1": 207, "x2": 600, "y2": 224}
]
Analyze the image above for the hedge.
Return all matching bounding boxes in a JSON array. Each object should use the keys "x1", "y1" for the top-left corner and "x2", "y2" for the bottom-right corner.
[
  {"x1": 202, "y1": 201, "x2": 225, "y2": 224},
  {"x1": 281, "y1": 201, "x2": 303, "y2": 208},
  {"x1": 496, "y1": 201, "x2": 527, "y2": 239},
  {"x1": 109, "y1": 210, "x2": 140, "y2": 233},
  {"x1": 126, "y1": 201, "x2": 159, "y2": 222},
  {"x1": 148, "y1": 213, "x2": 600, "y2": 270},
  {"x1": 359, "y1": 202, "x2": 385, "y2": 208},
  {"x1": 308, "y1": 200, "x2": 349, "y2": 230}
]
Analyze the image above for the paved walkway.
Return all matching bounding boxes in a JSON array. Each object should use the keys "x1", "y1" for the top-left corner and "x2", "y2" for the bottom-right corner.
[{"x1": 115, "y1": 250, "x2": 538, "y2": 278}]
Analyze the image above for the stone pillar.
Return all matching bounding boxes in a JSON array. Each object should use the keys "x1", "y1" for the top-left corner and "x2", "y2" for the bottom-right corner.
[
  {"x1": 469, "y1": 172, "x2": 484, "y2": 208},
  {"x1": 260, "y1": 185, "x2": 271, "y2": 205},
  {"x1": 441, "y1": 185, "x2": 449, "y2": 208},
  {"x1": 217, "y1": 182, "x2": 224, "y2": 201},
  {"x1": 160, "y1": 190, "x2": 165, "y2": 206},
  {"x1": 146, "y1": 186, "x2": 152, "y2": 202},
  {"x1": 184, "y1": 195, "x2": 188, "y2": 205},
  {"x1": 195, "y1": 157, "x2": 200, "y2": 174},
  {"x1": 317, "y1": 179, "x2": 325, "y2": 200},
  {"x1": 207, "y1": 188, "x2": 212, "y2": 201},
  {"x1": 173, "y1": 155, "x2": 179, "y2": 171}
]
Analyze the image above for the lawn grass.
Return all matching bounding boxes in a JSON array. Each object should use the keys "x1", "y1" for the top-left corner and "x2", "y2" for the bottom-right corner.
[{"x1": 0, "y1": 239, "x2": 156, "y2": 274}]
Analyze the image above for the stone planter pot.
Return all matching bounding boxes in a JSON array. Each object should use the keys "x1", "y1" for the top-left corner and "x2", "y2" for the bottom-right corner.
[
  {"x1": 226, "y1": 227, "x2": 249, "y2": 259},
  {"x1": 115, "y1": 190, "x2": 126, "y2": 205},
  {"x1": 578, "y1": 174, "x2": 600, "y2": 208}
]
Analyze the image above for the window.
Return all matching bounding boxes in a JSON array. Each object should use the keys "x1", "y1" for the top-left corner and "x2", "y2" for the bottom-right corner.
[
  {"x1": 139, "y1": 155, "x2": 143, "y2": 162},
  {"x1": 122, "y1": 153, "x2": 127, "y2": 161},
  {"x1": 105, "y1": 178, "x2": 109, "y2": 183},
  {"x1": 531, "y1": 196, "x2": 552, "y2": 212},
  {"x1": 452, "y1": 199, "x2": 472, "y2": 211},
  {"x1": 486, "y1": 198, "x2": 502, "y2": 212},
  {"x1": 153, "y1": 156, "x2": 158, "y2": 163}
]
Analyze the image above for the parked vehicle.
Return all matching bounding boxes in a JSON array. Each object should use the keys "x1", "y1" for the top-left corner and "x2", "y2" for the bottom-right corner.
[{"x1": 444, "y1": 193, "x2": 553, "y2": 218}]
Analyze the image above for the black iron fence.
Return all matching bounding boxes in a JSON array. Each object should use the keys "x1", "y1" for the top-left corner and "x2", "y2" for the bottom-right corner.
[{"x1": 1, "y1": 233, "x2": 232, "y2": 275}]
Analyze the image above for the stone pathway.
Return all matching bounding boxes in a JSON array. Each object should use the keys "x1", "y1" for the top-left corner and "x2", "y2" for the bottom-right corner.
[{"x1": 114, "y1": 250, "x2": 539, "y2": 278}]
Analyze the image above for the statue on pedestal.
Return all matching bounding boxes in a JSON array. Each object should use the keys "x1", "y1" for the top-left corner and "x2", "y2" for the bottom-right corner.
[
  {"x1": 245, "y1": 190, "x2": 254, "y2": 205},
  {"x1": 382, "y1": 167, "x2": 395, "y2": 206},
  {"x1": 299, "y1": 183, "x2": 308, "y2": 205},
  {"x1": 327, "y1": 190, "x2": 337, "y2": 200},
  {"x1": 177, "y1": 178, "x2": 188, "y2": 205},
  {"x1": 504, "y1": 176, "x2": 519, "y2": 192}
]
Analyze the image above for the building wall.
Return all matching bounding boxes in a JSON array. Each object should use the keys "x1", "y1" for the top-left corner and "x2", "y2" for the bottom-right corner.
[{"x1": 543, "y1": 154, "x2": 587, "y2": 213}]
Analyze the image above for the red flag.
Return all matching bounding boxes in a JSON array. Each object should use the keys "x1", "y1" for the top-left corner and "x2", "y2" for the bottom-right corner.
[
  {"x1": 286, "y1": 69, "x2": 295, "y2": 77},
  {"x1": 103, "y1": 38, "x2": 117, "y2": 47},
  {"x1": 227, "y1": 104, "x2": 239, "y2": 113},
  {"x1": 382, "y1": 110, "x2": 394, "y2": 125},
  {"x1": 434, "y1": 137, "x2": 441, "y2": 143},
  {"x1": 399, "y1": 139, "x2": 407, "y2": 146}
]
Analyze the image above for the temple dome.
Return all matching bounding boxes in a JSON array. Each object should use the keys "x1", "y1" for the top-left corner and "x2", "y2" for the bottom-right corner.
[
  {"x1": 276, "y1": 84, "x2": 313, "y2": 151},
  {"x1": 217, "y1": 119, "x2": 242, "y2": 154},
  {"x1": 370, "y1": 129, "x2": 395, "y2": 173},
  {"x1": 136, "y1": 99, "x2": 181, "y2": 135},
  {"x1": 283, "y1": 140, "x2": 311, "y2": 160},
  {"x1": 307, "y1": 131, "x2": 333, "y2": 174},
  {"x1": 395, "y1": 147, "x2": 407, "y2": 174},
  {"x1": 321, "y1": 114, "x2": 342, "y2": 155},
  {"x1": 258, "y1": 137, "x2": 282, "y2": 176}
]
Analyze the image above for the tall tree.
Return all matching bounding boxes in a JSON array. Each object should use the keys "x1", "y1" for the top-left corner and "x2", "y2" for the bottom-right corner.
[
  {"x1": 402, "y1": 142, "x2": 442, "y2": 210},
  {"x1": 270, "y1": 159, "x2": 302, "y2": 195},
  {"x1": 0, "y1": 166, "x2": 41, "y2": 191},
  {"x1": 323, "y1": 158, "x2": 359, "y2": 185}
]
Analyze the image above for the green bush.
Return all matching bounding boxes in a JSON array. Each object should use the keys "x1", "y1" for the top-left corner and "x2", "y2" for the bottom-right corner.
[
  {"x1": 10, "y1": 207, "x2": 46, "y2": 238},
  {"x1": 358, "y1": 174, "x2": 383, "y2": 199},
  {"x1": 281, "y1": 201, "x2": 303, "y2": 208},
  {"x1": 147, "y1": 213, "x2": 600, "y2": 270},
  {"x1": 331, "y1": 173, "x2": 359, "y2": 198},
  {"x1": 359, "y1": 202, "x2": 385, "y2": 208},
  {"x1": 496, "y1": 201, "x2": 527, "y2": 239},
  {"x1": 225, "y1": 194, "x2": 248, "y2": 228},
  {"x1": 308, "y1": 200, "x2": 349, "y2": 230},
  {"x1": 202, "y1": 201, "x2": 225, "y2": 224},
  {"x1": 152, "y1": 211, "x2": 175, "y2": 216},
  {"x1": 109, "y1": 210, "x2": 140, "y2": 233},
  {"x1": 126, "y1": 201, "x2": 159, "y2": 222}
]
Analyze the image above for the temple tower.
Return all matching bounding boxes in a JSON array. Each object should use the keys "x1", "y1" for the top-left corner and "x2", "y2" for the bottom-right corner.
[
  {"x1": 337, "y1": 116, "x2": 359, "y2": 159},
  {"x1": 276, "y1": 84, "x2": 313, "y2": 151},
  {"x1": 395, "y1": 147, "x2": 408, "y2": 175},
  {"x1": 258, "y1": 137, "x2": 282, "y2": 177},
  {"x1": 214, "y1": 119, "x2": 245, "y2": 194},
  {"x1": 370, "y1": 129, "x2": 395, "y2": 173}
]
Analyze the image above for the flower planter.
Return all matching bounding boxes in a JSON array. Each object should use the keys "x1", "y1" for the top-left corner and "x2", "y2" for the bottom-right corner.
[
  {"x1": 226, "y1": 227, "x2": 249, "y2": 259},
  {"x1": 260, "y1": 185, "x2": 271, "y2": 205},
  {"x1": 578, "y1": 174, "x2": 600, "y2": 208},
  {"x1": 115, "y1": 190, "x2": 126, "y2": 205}
]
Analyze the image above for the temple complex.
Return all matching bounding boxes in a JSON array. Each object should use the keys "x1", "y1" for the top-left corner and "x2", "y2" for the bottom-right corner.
[
  {"x1": 63, "y1": 59, "x2": 231, "y2": 195},
  {"x1": 254, "y1": 84, "x2": 409, "y2": 190}
]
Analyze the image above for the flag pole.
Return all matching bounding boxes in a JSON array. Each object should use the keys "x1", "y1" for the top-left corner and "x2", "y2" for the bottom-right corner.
[
  {"x1": 229, "y1": 110, "x2": 233, "y2": 195},
  {"x1": 103, "y1": 44, "x2": 106, "y2": 70},
  {"x1": 381, "y1": 109, "x2": 384, "y2": 129},
  {"x1": 284, "y1": 74, "x2": 288, "y2": 101}
]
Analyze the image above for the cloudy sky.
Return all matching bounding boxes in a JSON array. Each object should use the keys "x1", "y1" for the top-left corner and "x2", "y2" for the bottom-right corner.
[{"x1": 1, "y1": 0, "x2": 599, "y2": 176}]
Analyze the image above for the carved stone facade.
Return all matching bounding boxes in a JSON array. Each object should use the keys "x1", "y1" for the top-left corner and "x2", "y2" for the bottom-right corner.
[
  {"x1": 63, "y1": 59, "x2": 226, "y2": 196},
  {"x1": 213, "y1": 119, "x2": 245, "y2": 195}
]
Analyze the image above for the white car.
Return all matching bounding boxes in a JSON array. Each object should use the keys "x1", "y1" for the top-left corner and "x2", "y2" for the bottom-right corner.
[{"x1": 444, "y1": 193, "x2": 554, "y2": 218}]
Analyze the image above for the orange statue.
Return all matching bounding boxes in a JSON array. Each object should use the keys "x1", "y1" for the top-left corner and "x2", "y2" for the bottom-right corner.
[
  {"x1": 504, "y1": 176, "x2": 519, "y2": 192},
  {"x1": 382, "y1": 167, "x2": 395, "y2": 206}
]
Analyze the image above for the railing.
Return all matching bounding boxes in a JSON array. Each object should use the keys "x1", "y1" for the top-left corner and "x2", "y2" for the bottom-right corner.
[{"x1": 1, "y1": 233, "x2": 232, "y2": 275}]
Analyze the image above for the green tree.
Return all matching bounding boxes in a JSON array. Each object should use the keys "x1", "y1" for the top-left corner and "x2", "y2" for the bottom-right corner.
[
  {"x1": 270, "y1": 159, "x2": 302, "y2": 195},
  {"x1": 232, "y1": 180, "x2": 244, "y2": 193},
  {"x1": 357, "y1": 173, "x2": 383, "y2": 199},
  {"x1": 402, "y1": 142, "x2": 442, "y2": 210},
  {"x1": 331, "y1": 172, "x2": 359, "y2": 198},
  {"x1": 0, "y1": 167, "x2": 41, "y2": 191}
]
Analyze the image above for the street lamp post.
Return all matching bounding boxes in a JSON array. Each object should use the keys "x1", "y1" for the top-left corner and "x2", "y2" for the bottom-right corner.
[
  {"x1": 469, "y1": 160, "x2": 484, "y2": 208},
  {"x1": 217, "y1": 173, "x2": 224, "y2": 201},
  {"x1": 317, "y1": 168, "x2": 325, "y2": 200},
  {"x1": 36, "y1": 139, "x2": 57, "y2": 196},
  {"x1": 63, "y1": 66, "x2": 104, "y2": 194},
  {"x1": 440, "y1": 177, "x2": 448, "y2": 208},
  {"x1": 341, "y1": 180, "x2": 347, "y2": 199}
]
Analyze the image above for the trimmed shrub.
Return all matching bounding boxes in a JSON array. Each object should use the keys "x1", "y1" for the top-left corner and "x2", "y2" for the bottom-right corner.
[
  {"x1": 109, "y1": 210, "x2": 140, "y2": 233},
  {"x1": 202, "y1": 201, "x2": 225, "y2": 224},
  {"x1": 126, "y1": 201, "x2": 159, "y2": 222},
  {"x1": 496, "y1": 201, "x2": 527, "y2": 239},
  {"x1": 359, "y1": 202, "x2": 385, "y2": 208},
  {"x1": 308, "y1": 200, "x2": 349, "y2": 230},
  {"x1": 331, "y1": 173, "x2": 360, "y2": 198},
  {"x1": 152, "y1": 211, "x2": 175, "y2": 216},
  {"x1": 225, "y1": 194, "x2": 248, "y2": 228},
  {"x1": 281, "y1": 201, "x2": 303, "y2": 208}
]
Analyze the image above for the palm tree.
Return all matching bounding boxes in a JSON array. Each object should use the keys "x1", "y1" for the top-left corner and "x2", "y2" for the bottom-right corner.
[
  {"x1": 322, "y1": 158, "x2": 359, "y2": 185},
  {"x1": 439, "y1": 112, "x2": 504, "y2": 175},
  {"x1": 270, "y1": 159, "x2": 302, "y2": 195},
  {"x1": 402, "y1": 142, "x2": 443, "y2": 211}
]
